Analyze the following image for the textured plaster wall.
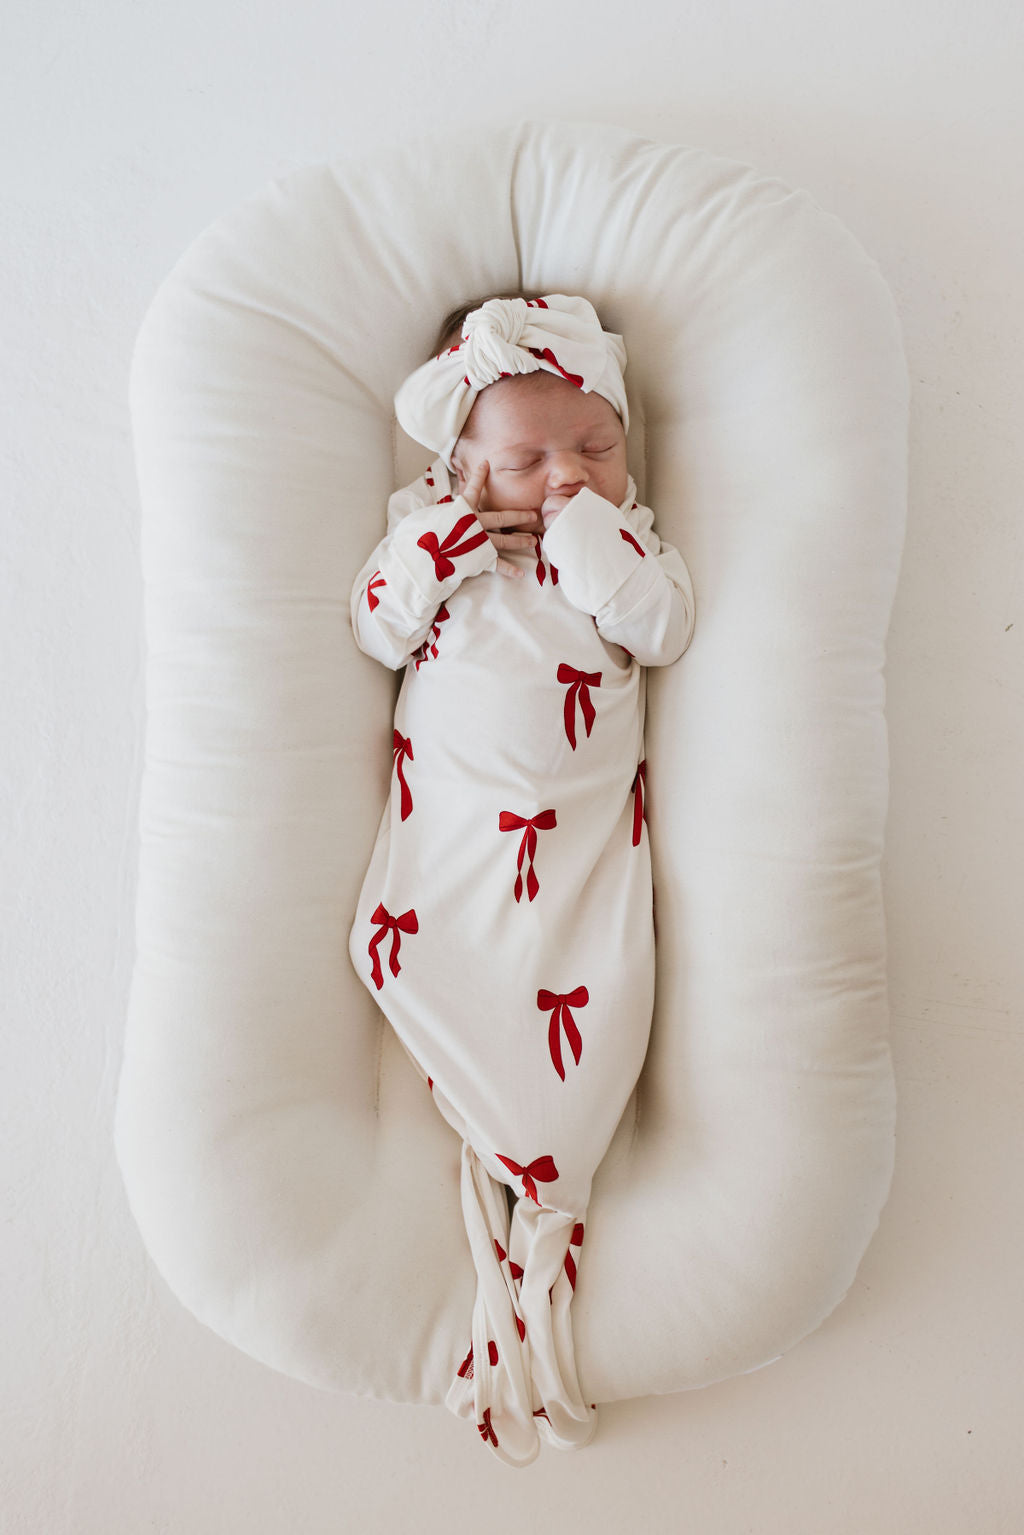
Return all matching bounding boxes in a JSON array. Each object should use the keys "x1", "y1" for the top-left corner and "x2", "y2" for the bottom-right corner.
[{"x1": 2, "y1": 1, "x2": 1022, "y2": 1530}]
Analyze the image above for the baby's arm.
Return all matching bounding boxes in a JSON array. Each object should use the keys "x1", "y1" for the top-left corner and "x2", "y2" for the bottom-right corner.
[
  {"x1": 541, "y1": 488, "x2": 695, "y2": 666},
  {"x1": 351, "y1": 469, "x2": 500, "y2": 669}
]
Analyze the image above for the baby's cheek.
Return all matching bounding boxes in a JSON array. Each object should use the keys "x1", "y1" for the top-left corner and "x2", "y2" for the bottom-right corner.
[{"x1": 487, "y1": 476, "x2": 532, "y2": 513}]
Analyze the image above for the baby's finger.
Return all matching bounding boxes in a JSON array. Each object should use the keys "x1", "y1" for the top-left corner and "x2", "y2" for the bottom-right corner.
[
  {"x1": 461, "y1": 459, "x2": 489, "y2": 510},
  {"x1": 491, "y1": 532, "x2": 539, "y2": 550},
  {"x1": 494, "y1": 556, "x2": 524, "y2": 579},
  {"x1": 477, "y1": 507, "x2": 543, "y2": 532}
]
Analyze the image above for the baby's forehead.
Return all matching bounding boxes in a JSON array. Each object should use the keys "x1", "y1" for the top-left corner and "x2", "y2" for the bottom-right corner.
[{"x1": 467, "y1": 375, "x2": 623, "y2": 443}]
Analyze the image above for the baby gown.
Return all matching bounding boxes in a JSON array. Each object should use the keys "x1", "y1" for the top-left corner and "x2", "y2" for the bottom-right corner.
[{"x1": 348, "y1": 459, "x2": 694, "y2": 1466}]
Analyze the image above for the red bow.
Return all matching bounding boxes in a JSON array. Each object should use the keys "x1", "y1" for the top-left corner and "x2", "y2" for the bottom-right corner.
[
  {"x1": 529, "y1": 534, "x2": 559, "y2": 586},
  {"x1": 619, "y1": 527, "x2": 647, "y2": 559},
  {"x1": 537, "y1": 986, "x2": 588, "y2": 1080},
  {"x1": 417, "y1": 512, "x2": 488, "y2": 580},
  {"x1": 525, "y1": 344, "x2": 584, "y2": 388},
  {"x1": 366, "y1": 569, "x2": 385, "y2": 611},
  {"x1": 392, "y1": 731, "x2": 413, "y2": 820},
  {"x1": 564, "y1": 1222, "x2": 585, "y2": 1291},
  {"x1": 478, "y1": 1408, "x2": 498, "y2": 1447},
  {"x1": 413, "y1": 602, "x2": 450, "y2": 668},
  {"x1": 367, "y1": 903, "x2": 418, "y2": 990},
  {"x1": 557, "y1": 664, "x2": 601, "y2": 749},
  {"x1": 631, "y1": 758, "x2": 647, "y2": 847},
  {"x1": 494, "y1": 1239, "x2": 524, "y2": 1282},
  {"x1": 495, "y1": 1153, "x2": 559, "y2": 1204},
  {"x1": 498, "y1": 809, "x2": 557, "y2": 902}
]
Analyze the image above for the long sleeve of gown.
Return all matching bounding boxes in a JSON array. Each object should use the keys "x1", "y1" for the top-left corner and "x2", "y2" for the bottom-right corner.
[
  {"x1": 540, "y1": 486, "x2": 695, "y2": 666},
  {"x1": 351, "y1": 475, "x2": 498, "y2": 670}
]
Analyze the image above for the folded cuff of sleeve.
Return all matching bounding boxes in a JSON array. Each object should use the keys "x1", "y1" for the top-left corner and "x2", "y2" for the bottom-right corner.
[
  {"x1": 541, "y1": 488, "x2": 661, "y2": 623},
  {"x1": 387, "y1": 497, "x2": 498, "y2": 612}
]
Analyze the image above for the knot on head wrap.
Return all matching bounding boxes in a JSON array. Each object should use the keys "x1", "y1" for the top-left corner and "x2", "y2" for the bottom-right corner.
[
  {"x1": 461, "y1": 298, "x2": 534, "y2": 388},
  {"x1": 395, "y1": 294, "x2": 629, "y2": 469}
]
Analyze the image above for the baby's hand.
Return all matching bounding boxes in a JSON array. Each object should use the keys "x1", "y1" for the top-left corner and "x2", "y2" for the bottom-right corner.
[
  {"x1": 461, "y1": 461, "x2": 543, "y2": 579},
  {"x1": 541, "y1": 495, "x2": 574, "y2": 530}
]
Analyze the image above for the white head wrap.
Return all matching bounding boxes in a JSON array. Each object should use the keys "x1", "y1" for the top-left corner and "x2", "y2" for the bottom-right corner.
[{"x1": 395, "y1": 295, "x2": 629, "y2": 468}]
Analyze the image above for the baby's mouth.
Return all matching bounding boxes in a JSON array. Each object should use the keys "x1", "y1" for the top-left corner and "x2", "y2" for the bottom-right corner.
[{"x1": 541, "y1": 494, "x2": 573, "y2": 517}]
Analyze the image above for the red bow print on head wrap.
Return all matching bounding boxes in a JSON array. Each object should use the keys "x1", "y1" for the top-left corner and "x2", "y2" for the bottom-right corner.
[
  {"x1": 498, "y1": 809, "x2": 557, "y2": 902},
  {"x1": 495, "y1": 1153, "x2": 559, "y2": 1205},
  {"x1": 557, "y1": 664, "x2": 601, "y2": 750},
  {"x1": 631, "y1": 758, "x2": 647, "y2": 847},
  {"x1": 392, "y1": 731, "x2": 414, "y2": 820},
  {"x1": 417, "y1": 513, "x2": 488, "y2": 581},
  {"x1": 367, "y1": 903, "x2": 418, "y2": 990},
  {"x1": 537, "y1": 986, "x2": 588, "y2": 1081},
  {"x1": 525, "y1": 345, "x2": 584, "y2": 387}
]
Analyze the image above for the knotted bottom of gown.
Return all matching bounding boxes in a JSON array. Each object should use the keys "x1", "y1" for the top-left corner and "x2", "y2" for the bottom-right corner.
[{"x1": 443, "y1": 1139, "x2": 596, "y2": 1468}]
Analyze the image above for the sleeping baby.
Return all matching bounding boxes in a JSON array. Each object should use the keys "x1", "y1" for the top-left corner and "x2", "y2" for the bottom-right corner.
[{"x1": 348, "y1": 294, "x2": 695, "y2": 1466}]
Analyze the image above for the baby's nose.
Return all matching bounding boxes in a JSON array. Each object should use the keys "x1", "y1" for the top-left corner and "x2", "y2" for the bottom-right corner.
[{"x1": 547, "y1": 453, "x2": 588, "y2": 489}]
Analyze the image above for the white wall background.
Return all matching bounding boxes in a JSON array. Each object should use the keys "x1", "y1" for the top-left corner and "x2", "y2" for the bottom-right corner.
[{"x1": 3, "y1": 1, "x2": 1022, "y2": 1530}]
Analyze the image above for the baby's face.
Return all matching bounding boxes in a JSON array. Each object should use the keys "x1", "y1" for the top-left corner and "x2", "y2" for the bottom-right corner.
[{"x1": 453, "y1": 373, "x2": 628, "y2": 528}]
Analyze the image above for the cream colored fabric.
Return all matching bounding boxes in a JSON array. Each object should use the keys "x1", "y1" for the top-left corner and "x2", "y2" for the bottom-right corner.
[{"x1": 115, "y1": 122, "x2": 906, "y2": 1441}]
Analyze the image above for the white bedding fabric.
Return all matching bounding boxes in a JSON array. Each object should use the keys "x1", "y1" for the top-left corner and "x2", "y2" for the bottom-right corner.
[{"x1": 115, "y1": 121, "x2": 907, "y2": 1426}]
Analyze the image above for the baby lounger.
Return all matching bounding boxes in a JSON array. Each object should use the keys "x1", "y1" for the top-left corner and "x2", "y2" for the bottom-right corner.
[{"x1": 115, "y1": 121, "x2": 907, "y2": 1435}]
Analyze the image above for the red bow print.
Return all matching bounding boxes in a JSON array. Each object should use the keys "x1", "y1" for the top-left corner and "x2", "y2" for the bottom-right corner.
[
  {"x1": 564, "y1": 1222, "x2": 585, "y2": 1291},
  {"x1": 478, "y1": 1408, "x2": 498, "y2": 1447},
  {"x1": 529, "y1": 534, "x2": 559, "y2": 586},
  {"x1": 619, "y1": 527, "x2": 646, "y2": 558},
  {"x1": 457, "y1": 1343, "x2": 474, "y2": 1379},
  {"x1": 367, "y1": 903, "x2": 418, "y2": 990},
  {"x1": 366, "y1": 570, "x2": 385, "y2": 611},
  {"x1": 526, "y1": 345, "x2": 584, "y2": 388},
  {"x1": 557, "y1": 664, "x2": 602, "y2": 750},
  {"x1": 392, "y1": 731, "x2": 413, "y2": 820},
  {"x1": 537, "y1": 986, "x2": 588, "y2": 1080},
  {"x1": 417, "y1": 512, "x2": 488, "y2": 580},
  {"x1": 413, "y1": 602, "x2": 450, "y2": 668},
  {"x1": 498, "y1": 809, "x2": 557, "y2": 902},
  {"x1": 494, "y1": 1239, "x2": 525, "y2": 1282},
  {"x1": 495, "y1": 1153, "x2": 559, "y2": 1204},
  {"x1": 631, "y1": 758, "x2": 647, "y2": 847}
]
